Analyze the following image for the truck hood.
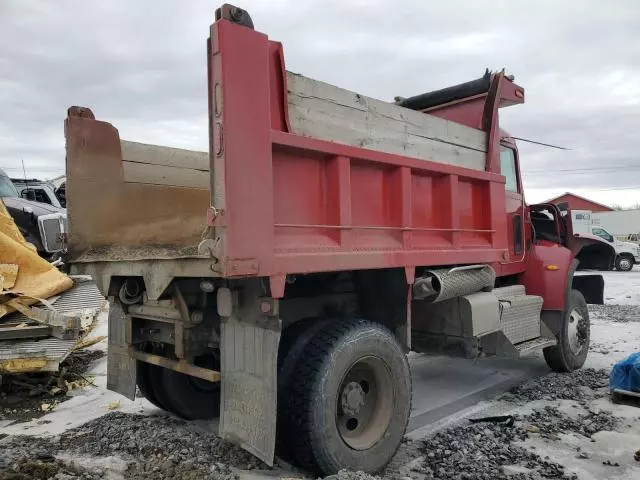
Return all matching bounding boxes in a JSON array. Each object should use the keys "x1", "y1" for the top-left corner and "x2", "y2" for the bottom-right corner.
[{"x1": 1, "y1": 196, "x2": 65, "y2": 216}]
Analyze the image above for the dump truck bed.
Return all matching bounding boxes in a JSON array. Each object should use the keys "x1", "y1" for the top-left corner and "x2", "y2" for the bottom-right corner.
[{"x1": 65, "y1": 17, "x2": 524, "y2": 288}]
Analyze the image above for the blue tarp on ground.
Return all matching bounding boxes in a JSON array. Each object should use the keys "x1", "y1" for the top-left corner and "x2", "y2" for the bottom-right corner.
[{"x1": 610, "y1": 352, "x2": 640, "y2": 392}]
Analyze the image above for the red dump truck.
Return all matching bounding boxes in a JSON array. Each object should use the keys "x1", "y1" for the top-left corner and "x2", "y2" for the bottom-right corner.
[{"x1": 63, "y1": 4, "x2": 614, "y2": 475}]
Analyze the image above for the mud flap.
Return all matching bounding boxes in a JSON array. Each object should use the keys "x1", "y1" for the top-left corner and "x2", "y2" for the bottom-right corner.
[
  {"x1": 572, "y1": 274, "x2": 605, "y2": 305},
  {"x1": 219, "y1": 310, "x2": 281, "y2": 466},
  {"x1": 106, "y1": 298, "x2": 136, "y2": 400}
]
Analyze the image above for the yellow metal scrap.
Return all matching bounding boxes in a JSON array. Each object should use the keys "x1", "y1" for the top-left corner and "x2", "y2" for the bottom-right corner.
[
  {"x1": 0, "y1": 357, "x2": 49, "y2": 374},
  {"x1": 0, "y1": 199, "x2": 36, "y2": 251},
  {"x1": 0, "y1": 263, "x2": 18, "y2": 289},
  {"x1": 0, "y1": 199, "x2": 73, "y2": 318}
]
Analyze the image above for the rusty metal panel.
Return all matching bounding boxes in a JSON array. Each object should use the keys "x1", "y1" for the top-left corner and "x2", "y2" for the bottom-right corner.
[{"x1": 64, "y1": 110, "x2": 210, "y2": 263}]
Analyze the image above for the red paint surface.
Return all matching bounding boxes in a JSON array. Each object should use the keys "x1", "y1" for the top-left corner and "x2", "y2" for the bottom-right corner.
[
  {"x1": 207, "y1": 18, "x2": 568, "y2": 305},
  {"x1": 519, "y1": 241, "x2": 574, "y2": 311}
]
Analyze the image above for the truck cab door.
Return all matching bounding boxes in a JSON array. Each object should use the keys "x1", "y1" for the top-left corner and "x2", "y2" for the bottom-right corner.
[
  {"x1": 500, "y1": 144, "x2": 526, "y2": 272},
  {"x1": 529, "y1": 203, "x2": 567, "y2": 246},
  {"x1": 530, "y1": 202, "x2": 615, "y2": 271}
]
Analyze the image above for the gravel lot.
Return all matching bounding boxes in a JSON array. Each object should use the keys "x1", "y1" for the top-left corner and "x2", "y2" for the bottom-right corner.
[
  {"x1": 0, "y1": 367, "x2": 627, "y2": 480},
  {"x1": 1, "y1": 413, "x2": 261, "y2": 480},
  {"x1": 589, "y1": 304, "x2": 640, "y2": 323}
]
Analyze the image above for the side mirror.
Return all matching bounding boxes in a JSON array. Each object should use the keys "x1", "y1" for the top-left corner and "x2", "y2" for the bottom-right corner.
[{"x1": 21, "y1": 188, "x2": 36, "y2": 201}]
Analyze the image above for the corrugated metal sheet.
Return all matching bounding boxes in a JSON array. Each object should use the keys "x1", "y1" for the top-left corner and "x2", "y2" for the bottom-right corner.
[
  {"x1": 2, "y1": 279, "x2": 106, "y2": 326},
  {"x1": 0, "y1": 338, "x2": 76, "y2": 361},
  {"x1": 48, "y1": 280, "x2": 105, "y2": 313},
  {"x1": 0, "y1": 279, "x2": 105, "y2": 372}
]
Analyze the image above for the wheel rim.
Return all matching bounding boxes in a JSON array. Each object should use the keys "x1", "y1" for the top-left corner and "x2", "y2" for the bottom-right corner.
[
  {"x1": 336, "y1": 356, "x2": 394, "y2": 451},
  {"x1": 567, "y1": 309, "x2": 587, "y2": 355},
  {"x1": 619, "y1": 259, "x2": 632, "y2": 270}
]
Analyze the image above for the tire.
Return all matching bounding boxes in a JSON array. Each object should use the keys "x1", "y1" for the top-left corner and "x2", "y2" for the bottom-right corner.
[
  {"x1": 158, "y1": 365, "x2": 220, "y2": 420},
  {"x1": 277, "y1": 318, "x2": 333, "y2": 459},
  {"x1": 278, "y1": 318, "x2": 332, "y2": 377},
  {"x1": 615, "y1": 255, "x2": 634, "y2": 272},
  {"x1": 285, "y1": 319, "x2": 411, "y2": 474},
  {"x1": 543, "y1": 290, "x2": 590, "y2": 372},
  {"x1": 147, "y1": 350, "x2": 221, "y2": 420},
  {"x1": 136, "y1": 344, "x2": 166, "y2": 410},
  {"x1": 136, "y1": 360, "x2": 166, "y2": 409}
]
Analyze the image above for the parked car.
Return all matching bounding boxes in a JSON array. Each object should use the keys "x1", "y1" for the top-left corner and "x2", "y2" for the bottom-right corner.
[
  {"x1": 12, "y1": 177, "x2": 66, "y2": 208},
  {"x1": 0, "y1": 168, "x2": 67, "y2": 259}
]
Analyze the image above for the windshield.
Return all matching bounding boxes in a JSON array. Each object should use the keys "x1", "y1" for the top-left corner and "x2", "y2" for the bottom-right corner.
[
  {"x1": 0, "y1": 174, "x2": 19, "y2": 197},
  {"x1": 592, "y1": 227, "x2": 614, "y2": 243}
]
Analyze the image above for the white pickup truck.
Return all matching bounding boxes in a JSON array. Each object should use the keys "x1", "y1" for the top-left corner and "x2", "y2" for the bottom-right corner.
[{"x1": 573, "y1": 210, "x2": 640, "y2": 271}]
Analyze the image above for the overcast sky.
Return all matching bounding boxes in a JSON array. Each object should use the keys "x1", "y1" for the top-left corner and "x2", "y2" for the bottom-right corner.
[{"x1": 1, "y1": 0, "x2": 639, "y2": 206}]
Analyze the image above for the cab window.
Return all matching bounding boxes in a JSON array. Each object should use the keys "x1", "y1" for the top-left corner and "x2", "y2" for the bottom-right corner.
[
  {"x1": 500, "y1": 146, "x2": 518, "y2": 193},
  {"x1": 592, "y1": 228, "x2": 614, "y2": 242}
]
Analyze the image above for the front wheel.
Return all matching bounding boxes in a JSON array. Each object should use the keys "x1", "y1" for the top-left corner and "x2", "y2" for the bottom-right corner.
[
  {"x1": 543, "y1": 289, "x2": 590, "y2": 372},
  {"x1": 284, "y1": 319, "x2": 411, "y2": 475},
  {"x1": 616, "y1": 255, "x2": 634, "y2": 272}
]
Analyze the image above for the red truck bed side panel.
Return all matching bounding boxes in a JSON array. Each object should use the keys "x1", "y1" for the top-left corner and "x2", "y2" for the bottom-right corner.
[{"x1": 208, "y1": 20, "x2": 509, "y2": 280}]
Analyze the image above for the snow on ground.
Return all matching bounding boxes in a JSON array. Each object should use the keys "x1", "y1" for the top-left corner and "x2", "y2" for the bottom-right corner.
[
  {"x1": 585, "y1": 267, "x2": 640, "y2": 370},
  {"x1": 2, "y1": 269, "x2": 640, "y2": 479},
  {"x1": 599, "y1": 267, "x2": 640, "y2": 305}
]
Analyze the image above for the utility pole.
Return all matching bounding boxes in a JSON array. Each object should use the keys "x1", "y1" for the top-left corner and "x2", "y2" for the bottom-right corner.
[{"x1": 21, "y1": 159, "x2": 29, "y2": 187}]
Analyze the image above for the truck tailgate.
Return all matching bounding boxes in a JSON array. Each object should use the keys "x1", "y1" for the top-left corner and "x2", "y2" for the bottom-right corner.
[{"x1": 64, "y1": 108, "x2": 210, "y2": 264}]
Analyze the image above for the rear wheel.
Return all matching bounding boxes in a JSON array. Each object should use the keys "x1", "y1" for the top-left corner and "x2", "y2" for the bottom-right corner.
[
  {"x1": 284, "y1": 319, "x2": 411, "y2": 474},
  {"x1": 136, "y1": 344, "x2": 166, "y2": 409},
  {"x1": 136, "y1": 361, "x2": 165, "y2": 409},
  {"x1": 543, "y1": 290, "x2": 590, "y2": 372},
  {"x1": 277, "y1": 318, "x2": 333, "y2": 459},
  {"x1": 147, "y1": 350, "x2": 221, "y2": 420},
  {"x1": 616, "y1": 255, "x2": 634, "y2": 272}
]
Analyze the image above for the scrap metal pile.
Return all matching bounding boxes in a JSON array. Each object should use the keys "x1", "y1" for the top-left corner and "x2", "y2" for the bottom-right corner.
[{"x1": 0, "y1": 199, "x2": 105, "y2": 376}]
